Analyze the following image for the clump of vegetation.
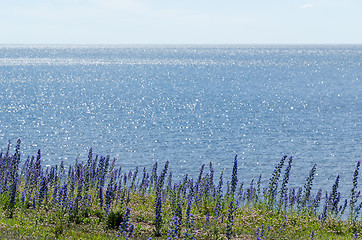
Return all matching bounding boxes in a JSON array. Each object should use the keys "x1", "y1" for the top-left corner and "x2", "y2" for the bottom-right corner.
[{"x1": 0, "y1": 139, "x2": 362, "y2": 239}]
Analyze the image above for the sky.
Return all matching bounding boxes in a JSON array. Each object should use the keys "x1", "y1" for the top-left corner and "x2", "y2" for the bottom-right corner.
[{"x1": 0, "y1": 0, "x2": 362, "y2": 45}]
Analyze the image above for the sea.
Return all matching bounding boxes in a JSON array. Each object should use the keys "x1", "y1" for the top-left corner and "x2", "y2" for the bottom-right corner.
[{"x1": 0, "y1": 45, "x2": 361, "y2": 196}]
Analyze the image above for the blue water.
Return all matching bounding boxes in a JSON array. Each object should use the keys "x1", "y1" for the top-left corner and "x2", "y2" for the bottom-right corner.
[{"x1": 0, "y1": 45, "x2": 361, "y2": 195}]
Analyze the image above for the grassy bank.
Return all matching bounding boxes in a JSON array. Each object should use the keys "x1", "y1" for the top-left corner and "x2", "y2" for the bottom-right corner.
[{"x1": 1, "y1": 139, "x2": 362, "y2": 239}]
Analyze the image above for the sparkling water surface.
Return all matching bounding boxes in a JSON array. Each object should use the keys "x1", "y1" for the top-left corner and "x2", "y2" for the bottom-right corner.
[{"x1": 0, "y1": 45, "x2": 361, "y2": 195}]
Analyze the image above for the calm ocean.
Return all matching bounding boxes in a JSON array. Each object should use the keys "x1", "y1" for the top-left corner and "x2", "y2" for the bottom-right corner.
[{"x1": 0, "y1": 45, "x2": 361, "y2": 195}]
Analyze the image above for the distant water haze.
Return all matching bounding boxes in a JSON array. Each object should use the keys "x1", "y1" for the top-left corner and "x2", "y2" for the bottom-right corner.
[{"x1": 0, "y1": 45, "x2": 361, "y2": 196}]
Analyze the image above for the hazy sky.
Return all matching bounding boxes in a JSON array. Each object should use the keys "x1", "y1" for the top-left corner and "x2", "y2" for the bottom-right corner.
[{"x1": 1, "y1": 0, "x2": 362, "y2": 44}]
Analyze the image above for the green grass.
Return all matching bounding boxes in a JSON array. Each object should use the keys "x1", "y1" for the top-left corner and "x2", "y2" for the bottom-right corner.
[
  {"x1": 1, "y1": 190, "x2": 362, "y2": 239},
  {"x1": 1, "y1": 142, "x2": 362, "y2": 239}
]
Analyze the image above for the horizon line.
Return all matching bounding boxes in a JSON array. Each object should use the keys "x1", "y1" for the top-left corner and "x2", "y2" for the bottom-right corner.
[{"x1": 1, "y1": 43, "x2": 362, "y2": 47}]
